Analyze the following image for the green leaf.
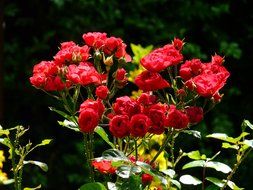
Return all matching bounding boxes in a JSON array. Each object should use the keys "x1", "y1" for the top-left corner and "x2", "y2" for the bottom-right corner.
[
  {"x1": 160, "y1": 169, "x2": 176, "y2": 178},
  {"x1": 226, "y1": 180, "x2": 244, "y2": 190},
  {"x1": 0, "y1": 129, "x2": 10, "y2": 136},
  {"x1": 0, "y1": 138, "x2": 11, "y2": 148},
  {"x1": 58, "y1": 120, "x2": 80, "y2": 132},
  {"x1": 107, "y1": 182, "x2": 118, "y2": 190},
  {"x1": 23, "y1": 160, "x2": 48, "y2": 172},
  {"x1": 2, "y1": 179, "x2": 15, "y2": 185},
  {"x1": 206, "y1": 161, "x2": 232, "y2": 174},
  {"x1": 129, "y1": 175, "x2": 141, "y2": 190},
  {"x1": 182, "y1": 160, "x2": 205, "y2": 170},
  {"x1": 183, "y1": 130, "x2": 201, "y2": 138},
  {"x1": 23, "y1": 184, "x2": 42, "y2": 190},
  {"x1": 187, "y1": 150, "x2": 206, "y2": 160},
  {"x1": 95, "y1": 126, "x2": 115, "y2": 148},
  {"x1": 242, "y1": 139, "x2": 253, "y2": 148},
  {"x1": 206, "y1": 177, "x2": 224, "y2": 188},
  {"x1": 102, "y1": 149, "x2": 128, "y2": 161},
  {"x1": 242, "y1": 120, "x2": 253, "y2": 130},
  {"x1": 130, "y1": 43, "x2": 153, "y2": 64},
  {"x1": 171, "y1": 179, "x2": 181, "y2": 189},
  {"x1": 179, "y1": 175, "x2": 202, "y2": 185},
  {"x1": 49, "y1": 107, "x2": 72, "y2": 120},
  {"x1": 79, "y1": 182, "x2": 107, "y2": 190},
  {"x1": 206, "y1": 133, "x2": 237, "y2": 143},
  {"x1": 222, "y1": 142, "x2": 239, "y2": 150}
]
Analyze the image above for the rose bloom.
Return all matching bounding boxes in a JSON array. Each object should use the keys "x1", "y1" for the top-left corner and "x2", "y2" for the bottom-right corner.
[
  {"x1": 129, "y1": 114, "x2": 151, "y2": 137},
  {"x1": 141, "y1": 44, "x2": 183, "y2": 72},
  {"x1": 179, "y1": 59, "x2": 204, "y2": 81},
  {"x1": 66, "y1": 62, "x2": 102, "y2": 86},
  {"x1": 78, "y1": 108, "x2": 99, "y2": 133},
  {"x1": 173, "y1": 38, "x2": 184, "y2": 51},
  {"x1": 113, "y1": 96, "x2": 141, "y2": 117},
  {"x1": 165, "y1": 105, "x2": 189, "y2": 129},
  {"x1": 92, "y1": 160, "x2": 116, "y2": 174},
  {"x1": 186, "y1": 106, "x2": 203, "y2": 124},
  {"x1": 147, "y1": 103, "x2": 168, "y2": 135},
  {"x1": 95, "y1": 85, "x2": 109, "y2": 99},
  {"x1": 135, "y1": 70, "x2": 170, "y2": 92},
  {"x1": 109, "y1": 115, "x2": 129, "y2": 138},
  {"x1": 137, "y1": 93, "x2": 157, "y2": 106},
  {"x1": 79, "y1": 99, "x2": 105, "y2": 118},
  {"x1": 82, "y1": 32, "x2": 107, "y2": 49},
  {"x1": 115, "y1": 68, "x2": 127, "y2": 81},
  {"x1": 141, "y1": 173, "x2": 153, "y2": 184}
]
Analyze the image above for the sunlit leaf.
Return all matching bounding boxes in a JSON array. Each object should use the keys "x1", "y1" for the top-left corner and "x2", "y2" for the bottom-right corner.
[
  {"x1": 102, "y1": 149, "x2": 128, "y2": 161},
  {"x1": 0, "y1": 129, "x2": 10, "y2": 136},
  {"x1": 242, "y1": 120, "x2": 253, "y2": 131},
  {"x1": 160, "y1": 169, "x2": 176, "y2": 178},
  {"x1": 187, "y1": 150, "x2": 206, "y2": 160},
  {"x1": 206, "y1": 177, "x2": 224, "y2": 188},
  {"x1": 222, "y1": 142, "x2": 239, "y2": 149},
  {"x1": 182, "y1": 160, "x2": 205, "y2": 170},
  {"x1": 183, "y1": 130, "x2": 201, "y2": 138},
  {"x1": 95, "y1": 126, "x2": 115, "y2": 148},
  {"x1": 79, "y1": 182, "x2": 107, "y2": 190},
  {"x1": 226, "y1": 180, "x2": 244, "y2": 190},
  {"x1": 206, "y1": 133, "x2": 237, "y2": 143},
  {"x1": 23, "y1": 160, "x2": 48, "y2": 172},
  {"x1": 206, "y1": 161, "x2": 232, "y2": 174},
  {"x1": 116, "y1": 165, "x2": 131, "y2": 178},
  {"x1": 179, "y1": 175, "x2": 202, "y2": 185},
  {"x1": 107, "y1": 182, "x2": 118, "y2": 190},
  {"x1": 171, "y1": 179, "x2": 181, "y2": 189},
  {"x1": 2, "y1": 179, "x2": 15, "y2": 185},
  {"x1": 58, "y1": 120, "x2": 80, "y2": 132},
  {"x1": 242, "y1": 139, "x2": 253, "y2": 148}
]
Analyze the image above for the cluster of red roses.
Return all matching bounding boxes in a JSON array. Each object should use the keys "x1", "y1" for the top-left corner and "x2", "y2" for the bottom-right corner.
[
  {"x1": 108, "y1": 93, "x2": 203, "y2": 138},
  {"x1": 30, "y1": 32, "x2": 130, "y2": 91}
]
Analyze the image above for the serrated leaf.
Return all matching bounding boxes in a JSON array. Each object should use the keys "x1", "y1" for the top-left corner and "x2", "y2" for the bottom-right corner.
[
  {"x1": 23, "y1": 160, "x2": 48, "y2": 172},
  {"x1": 79, "y1": 182, "x2": 107, "y2": 190},
  {"x1": 179, "y1": 175, "x2": 202, "y2": 185},
  {"x1": 206, "y1": 177, "x2": 224, "y2": 188},
  {"x1": 183, "y1": 130, "x2": 201, "y2": 138},
  {"x1": 222, "y1": 142, "x2": 239, "y2": 149},
  {"x1": 23, "y1": 184, "x2": 42, "y2": 190},
  {"x1": 58, "y1": 120, "x2": 80, "y2": 132},
  {"x1": 182, "y1": 160, "x2": 205, "y2": 170},
  {"x1": 242, "y1": 139, "x2": 253, "y2": 148},
  {"x1": 160, "y1": 169, "x2": 176, "y2": 178},
  {"x1": 206, "y1": 133, "x2": 237, "y2": 143},
  {"x1": 206, "y1": 161, "x2": 232, "y2": 174},
  {"x1": 95, "y1": 126, "x2": 115, "y2": 148},
  {"x1": 171, "y1": 179, "x2": 181, "y2": 189}
]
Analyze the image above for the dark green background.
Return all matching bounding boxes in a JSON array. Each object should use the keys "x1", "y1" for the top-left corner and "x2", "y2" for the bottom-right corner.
[{"x1": 2, "y1": 0, "x2": 253, "y2": 189}]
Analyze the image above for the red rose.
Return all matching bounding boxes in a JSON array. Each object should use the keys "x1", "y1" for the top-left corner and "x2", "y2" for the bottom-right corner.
[
  {"x1": 103, "y1": 37, "x2": 122, "y2": 55},
  {"x1": 179, "y1": 59, "x2": 204, "y2": 81},
  {"x1": 109, "y1": 115, "x2": 129, "y2": 138},
  {"x1": 79, "y1": 99, "x2": 105, "y2": 118},
  {"x1": 147, "y1": 103, "x2": 168, "y2": 135},
  {"x1": 129, "y1": 114, "x2": 151, "y2": 137},
  {"x1": 92, "y1": 160, "x2": 116, "y2": 174},
  {"x1": 211, "y1": 54, "x2": 224, "y2": 65},
  {"x1": 115, "y1": 68, "x2": 127, "y2": 81},
  {"x1": 78, "y1": 108, "x2": 99, "y2": 133},
  {"x1": 141, "y1": 44, "x2": 183, "y2": 72},
  {"x1": 165, "y1": 105, "x2": 189, "y2": 129},
  {"x1": 95, "y1": 85, "x2": 109, "y2": 99},
  {"x1": 186, "y1": 106, "x2": 203, "y2": 124},
  {"x1": 141, "y1": 173, "x2": 153, "y2": 184},
  {"x1": 137, "y1": 93, "x2": 157, "y2": 106},
  {"x1": 66, "y1": 62, "x2": 102, "y2": 86},
  {"x1": 82, "y1": 32, "x2": 107, "y2": 49},
  {"x1": 135, "y1": 70, "x2": 170, "y2": 92},
  {"x1": 113, "y1": 96, "x2": 141, "y2": 117}
]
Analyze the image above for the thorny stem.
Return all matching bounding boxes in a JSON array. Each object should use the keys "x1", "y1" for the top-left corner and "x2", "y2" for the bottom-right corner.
[
  {"x1": 134, "y1": 138, "x2": 138, "y2": 161},
  {"x1": 83, "y1": 133, "x2": 94, "y2": 182}
]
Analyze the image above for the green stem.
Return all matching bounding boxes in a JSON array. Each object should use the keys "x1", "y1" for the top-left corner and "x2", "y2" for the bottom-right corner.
[
  {"x1": 221, "y1": 148, "x2": 252, "y2": 190},
  {"x1": 170, "y1": 133, "x2": 175, "y2": 169},
  {"x1": 83, "y1": 133, "x2": 94, "y2": 182},
  {"x1": 134, "y1": 138, "x2": 138, "y2": 161},
  {"x1": 150, "y1": 130, "x2": 172, "y2": 165},
  {"x1": 202, "y1": 164, "x2": 206, "y2": 190}
]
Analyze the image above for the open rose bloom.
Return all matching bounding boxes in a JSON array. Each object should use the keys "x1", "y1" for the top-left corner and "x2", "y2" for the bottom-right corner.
[{"x1": 30, "y1": 34, "x2": 234, "y2": 190}]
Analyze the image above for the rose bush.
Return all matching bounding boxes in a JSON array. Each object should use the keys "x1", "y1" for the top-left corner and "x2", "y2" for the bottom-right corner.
[{"x1": 27, "y1": 32, "x2": 253, "y2": 190}]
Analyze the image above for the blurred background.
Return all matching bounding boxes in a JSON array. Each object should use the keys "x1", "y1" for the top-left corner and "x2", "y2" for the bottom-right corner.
[{"x1": 1, "y1": 0, "x2": 253, "y2": 189}]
